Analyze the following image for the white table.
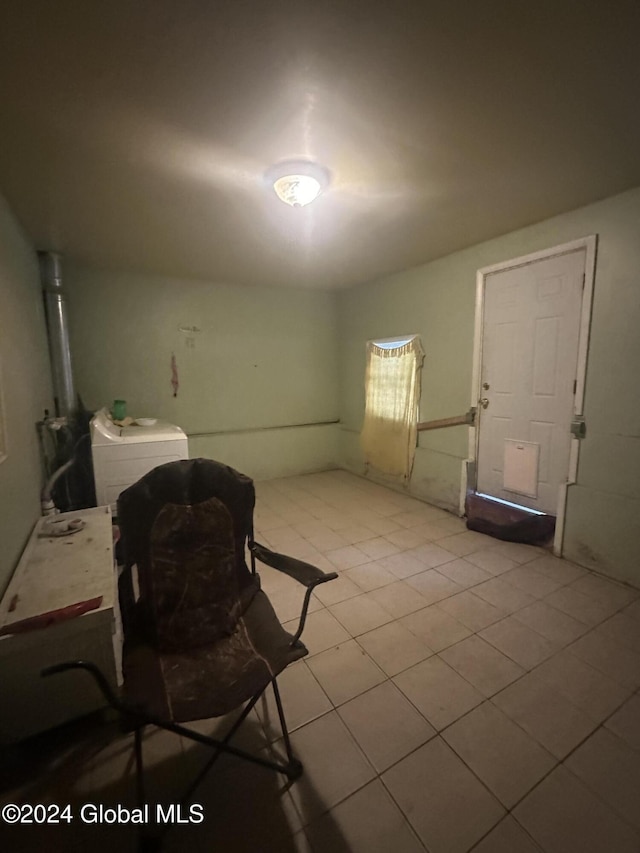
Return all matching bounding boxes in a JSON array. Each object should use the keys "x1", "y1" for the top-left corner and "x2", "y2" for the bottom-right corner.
[{"x1": 0, "y1": 506, "x2": 122, "y2": 742}]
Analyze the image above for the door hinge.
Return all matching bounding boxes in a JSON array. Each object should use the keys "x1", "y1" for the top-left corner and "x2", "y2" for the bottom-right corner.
[
  {"x1": 573, "y1": 379, "x2": 577, "y2": 395},
  {"x1": 582, "y1": 273, "x2": 586, "y2": 289},
  {"x1": 570, "y1": 416, "x2": 586, "y2": 439}
]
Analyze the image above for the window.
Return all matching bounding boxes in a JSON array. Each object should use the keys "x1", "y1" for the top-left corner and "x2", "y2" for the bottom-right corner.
[{"x1": 360, "y1": 335, "x2": 424, "y2": 478}]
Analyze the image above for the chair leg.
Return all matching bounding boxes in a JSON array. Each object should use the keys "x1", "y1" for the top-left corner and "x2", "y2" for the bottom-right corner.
[
  {"x1": 180, "y1": 689, "x2": 265, "y2": 803},
  {"x1": 134, "y1": 726, "x2": 162, "y2": 852},
  {"x1": 271, "y1": 678, "x2": 303, "y2": 780},
  {"x1": 138, "y1": 836, "x2": 162, "y2": 853},
  {"x1": 134, "y1": 725, "x2": 146, "y2": 809},
  {"x1": 127, "y1": 684, "x2": 302, "y2": 796}
]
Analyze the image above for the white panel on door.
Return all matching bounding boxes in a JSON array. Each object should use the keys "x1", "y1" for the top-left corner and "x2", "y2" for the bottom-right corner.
[
  {"x1": 530, "y1": 420, "x2": 554, "y2": 485},
  {"x1": 533, "y1": 316, "x2": 559, "y2": 396},
  {"x1": 490, "y1": 417, "x2": 512, "y2": 476},
  {"x1": 497, "y1": 282, "x2": 519, "y2": 306},
  {"x1": 503, "y1": 440, "x2": 540, "y2": 498},
  {"x1": 493, "y1": 323, "x2": 516, "y2": 394},
  {"x1": 537, "y1": 274, "x2": 564, "y2": 301}
]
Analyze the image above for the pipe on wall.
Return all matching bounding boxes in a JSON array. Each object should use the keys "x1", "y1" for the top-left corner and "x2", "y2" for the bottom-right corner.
[{"x1": 39, "y1": 251, "x2": 76, "y2": 417}]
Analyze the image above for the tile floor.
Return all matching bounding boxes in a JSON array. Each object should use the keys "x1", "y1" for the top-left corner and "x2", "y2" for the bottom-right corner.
[{"x1": 2, "y1": 469, "x2": 640, "y2": 853}]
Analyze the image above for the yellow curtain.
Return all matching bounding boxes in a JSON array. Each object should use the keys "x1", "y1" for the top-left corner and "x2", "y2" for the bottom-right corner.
[{"x1": 360, "y1": 337, "x2": 424, "y2": 479}]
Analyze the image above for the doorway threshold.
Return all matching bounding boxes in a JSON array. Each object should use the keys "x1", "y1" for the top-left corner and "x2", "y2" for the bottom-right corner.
[
  {"x1": 465, "y1": 492, "x2": 555, "y2": 546},
  {"x1": 474, "y1": 492, "x2": 546, "y2": 515}
]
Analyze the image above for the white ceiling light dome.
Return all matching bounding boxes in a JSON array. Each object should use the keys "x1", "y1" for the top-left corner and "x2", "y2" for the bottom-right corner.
[{"x1": 266, "y1": 160, "x2": 330, "y2": 207}]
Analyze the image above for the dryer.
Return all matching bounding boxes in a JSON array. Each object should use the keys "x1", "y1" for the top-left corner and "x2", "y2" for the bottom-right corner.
[{"x1": 90, "y1": 408, "x2": 189, "y2": 511}]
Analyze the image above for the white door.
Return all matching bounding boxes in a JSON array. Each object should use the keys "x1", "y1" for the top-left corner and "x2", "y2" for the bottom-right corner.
[{"x1": 476, "y1": 248, "x2": 586, "y2": 515}]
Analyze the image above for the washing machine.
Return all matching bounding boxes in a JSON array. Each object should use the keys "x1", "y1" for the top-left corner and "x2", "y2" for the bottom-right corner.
[{"x1": 90, "y1": 408, "x2": 189, "y2": 511}]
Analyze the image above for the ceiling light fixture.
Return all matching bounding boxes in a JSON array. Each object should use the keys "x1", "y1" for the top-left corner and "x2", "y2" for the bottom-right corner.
[{"x1": 266, "y1": 160, "x2": 330, "y2": 208}]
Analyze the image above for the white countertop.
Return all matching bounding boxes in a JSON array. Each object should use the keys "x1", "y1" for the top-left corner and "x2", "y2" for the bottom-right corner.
[{"x1": 0, "y1": 506, "x2": 114, "y2": 630}]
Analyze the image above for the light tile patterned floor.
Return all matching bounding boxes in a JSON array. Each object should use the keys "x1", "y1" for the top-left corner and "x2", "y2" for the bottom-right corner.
[{"x1": 2, "y1": 470, "x2": 640, "y2": 853}]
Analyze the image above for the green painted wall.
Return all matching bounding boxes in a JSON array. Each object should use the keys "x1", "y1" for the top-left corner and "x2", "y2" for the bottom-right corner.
[
  {"x1": 0, "y1": 194, "x2": 53, "y2": 595},
  {"x1": 2, "y1": 184, "x2": 638, "y2": 589},
  {"x1": 64, "y1": 266, "x2": 340, "y2": 480},
  {"x1": 338, "y1": 187, "x2": 640, "y2": 587}
]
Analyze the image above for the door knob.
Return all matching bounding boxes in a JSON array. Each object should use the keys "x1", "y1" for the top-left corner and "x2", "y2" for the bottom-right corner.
[{"x1": 480, "y1": 398, "x2": 490, "y2": 409}]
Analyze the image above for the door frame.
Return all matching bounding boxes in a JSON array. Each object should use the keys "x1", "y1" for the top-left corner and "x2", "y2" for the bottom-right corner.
[{"x1": 465, "y1": 235, "x2": 597, "y2": 555}]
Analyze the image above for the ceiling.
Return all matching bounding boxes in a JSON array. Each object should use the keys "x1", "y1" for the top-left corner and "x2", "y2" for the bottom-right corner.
[{"x1": 0, "y1": 0, "x2": 639, "y2": 289}]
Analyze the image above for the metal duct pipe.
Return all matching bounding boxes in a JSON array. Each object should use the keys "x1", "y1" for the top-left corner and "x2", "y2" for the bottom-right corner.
[{"x1": 39, "y1": 251, "x2": 76, "y2": 417}]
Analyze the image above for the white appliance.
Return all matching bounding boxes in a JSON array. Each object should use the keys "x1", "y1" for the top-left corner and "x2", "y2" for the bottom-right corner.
[{"x1": 90, "y1": 408, "x2": 189, "y2": 511}]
